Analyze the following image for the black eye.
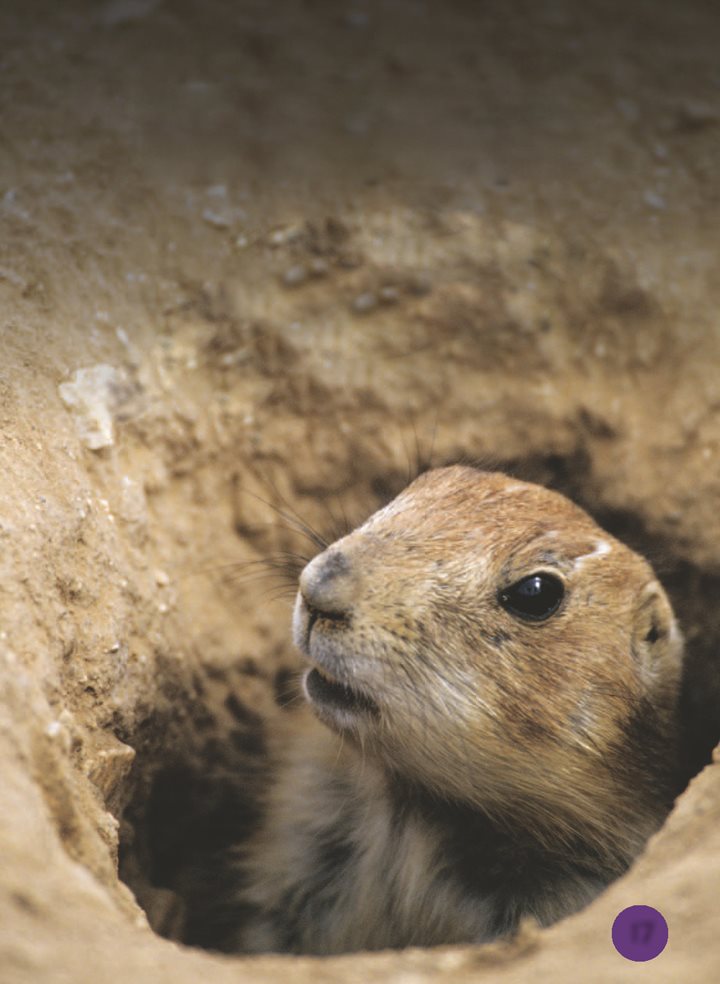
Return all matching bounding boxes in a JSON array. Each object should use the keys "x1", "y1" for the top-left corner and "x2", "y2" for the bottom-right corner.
[{"x1": 498, "y1": 573, "x2": 565, "y2": 622}]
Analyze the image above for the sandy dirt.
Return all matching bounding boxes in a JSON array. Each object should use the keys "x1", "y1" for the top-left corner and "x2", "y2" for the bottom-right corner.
[{"x1": 1, "y1": 0, "x2": 720, "y2": 981}]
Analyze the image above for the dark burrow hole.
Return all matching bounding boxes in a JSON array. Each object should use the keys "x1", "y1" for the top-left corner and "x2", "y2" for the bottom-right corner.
[
  {"x1": 118, "y1": 661, "x2": 306, "y2": 950},
  {"x1": 117, "y1": 451, "x2": 720, "y2": 953}
]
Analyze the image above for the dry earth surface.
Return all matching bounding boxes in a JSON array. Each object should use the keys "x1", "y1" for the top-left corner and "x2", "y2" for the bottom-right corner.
[{"x1": 1, "y1": 0, "x2": 720, "y2": 982}]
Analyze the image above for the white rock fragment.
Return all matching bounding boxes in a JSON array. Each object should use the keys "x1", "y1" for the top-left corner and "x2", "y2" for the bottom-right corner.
[
  {"x1": 118, "y1": 475, "x2": 148, "y2": 525},
  {"x1": 675, "y1": 99, "x2": 720, "y2": 129},
  {"x1": 58, "y1": 364, "x2": 130, "y2": 450},
  {"x1": 202, "y1": 208, "x2": 232, "y2": 229},
  {"x1": 220, "y1": 348, "x2": 250, "y2": 367},
  {"x1": 643, "y1": 189, "x2": 666, "y2": 210},
  {"x1": 2, "y1": 188, "x2": 31, "y2": 221},
  {"x1": 45, "y1": 718, "x2": 72, "y2": 754},
  {"x1": 202, "y1": 184, "x2": 246, "y2": 228},
  {"x1": 379, "y1": 285, "x2": 400, "y2": 304},
  {"x1": 0, "y1": 265, "x2": 28, "y2": 289},
  {"x1": 268, "y1": 224, "x2": 303, "y2": 246},
  {"x1": 101, "y1": 0, "x2": 160, "y2": 27},
  {"x1": 283, "y1": 264, "x2": 308, "y2": 286},
  {"x1": 352, "y1": 291, "x2": 378, "y2": 313}
]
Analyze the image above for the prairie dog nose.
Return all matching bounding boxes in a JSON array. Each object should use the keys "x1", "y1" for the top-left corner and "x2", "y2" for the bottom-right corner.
[{"x1": 299, "y1": 548, "x2": 357, "y2": 616}]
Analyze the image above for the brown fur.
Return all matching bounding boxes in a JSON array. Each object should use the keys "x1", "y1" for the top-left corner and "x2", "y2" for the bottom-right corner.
[{"x1": 222, "y1": 466, "x2": 683, "y2": 954}]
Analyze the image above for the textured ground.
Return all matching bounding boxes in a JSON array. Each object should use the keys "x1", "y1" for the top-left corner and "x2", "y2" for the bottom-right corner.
[{"x1": 1, "y1": 1, "x2": 720, "y2": 981}]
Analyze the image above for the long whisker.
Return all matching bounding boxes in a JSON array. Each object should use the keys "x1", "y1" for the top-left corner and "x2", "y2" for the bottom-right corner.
[
  {"x1": 236, "y1": 567, "x2": 298, "y2": 586},
  {"x1": 239, "y1": 486, "x2": 328, "y2": 551},
  {"x1": 174, "y1": 550, "x2": 310, "y2": 582},
  {"x1": 221, "y1": 552, "x2": 311, "y2": 573},
  {"x1": 250, "y1": 468, "x2": 331, "y2": 549},
  {"x1": 318, "y1": 494, "x2": 354, "y2": 543},
  {"x1": 428, "y1": 410, "x2": 439, "y2": 471}
]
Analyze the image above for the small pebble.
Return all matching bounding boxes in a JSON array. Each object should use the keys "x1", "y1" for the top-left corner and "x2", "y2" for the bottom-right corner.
[
  {"x1": 283, "y1": 264, "x2": 308, "y2": 287},
  {"x1": 616, "y1": 98, "x2": 640, "y2": 122},
  {"x1": 220, "y1": 349, "x2": 249, "y2": 367},
  {"x1": 352, "y1": 291, "x2": 378, "y2": 313},
  {"x1": 379, "y1": 286, "x2": 400, "y2": 304},
  {"x1": 268, "y1": 225, "x2": 303, "y2": 246},
  {"x1": 309, "y1": 257, "x2": 329, "y2": 276},
  {"x1": 202, "y1": 208, "x2": 232, "y2": 229},
  {"x1": 643, "y1": 189, "x2": 666, "y2": 210},
  {"x1": 675, "y1": 99, "x2": 719, "y2": 130}
]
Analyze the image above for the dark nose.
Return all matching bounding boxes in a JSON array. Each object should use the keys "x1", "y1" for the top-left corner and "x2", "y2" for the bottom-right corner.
[{"x1": 299, "y1": 549, "x2": 357, "y2": 617}]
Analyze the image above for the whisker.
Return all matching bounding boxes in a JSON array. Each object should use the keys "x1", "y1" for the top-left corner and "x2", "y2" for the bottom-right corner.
[
  {"x1": 427, "y1": 409, "x2": 439, "y2": 473},
  {"x1": 319, "y1": 493, "x2": 355, "y2": 543},
  {"x1": 174, "y1": 550, "x2": 309, "y2": 583},
  {"x1": 245, "y1": 471, "x2": 329, "y2": 551},
  {"x1": 411, "y1": 417, "x2": 423, "y2": 481},
  {"x1": 262, "y1": 586, "x2": 300, "y2": 604}
]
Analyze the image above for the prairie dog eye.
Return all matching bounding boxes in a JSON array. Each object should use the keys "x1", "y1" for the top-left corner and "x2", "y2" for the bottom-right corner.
[{"x1": 498, "y1": 573, "x2": 565, "y2": 622}]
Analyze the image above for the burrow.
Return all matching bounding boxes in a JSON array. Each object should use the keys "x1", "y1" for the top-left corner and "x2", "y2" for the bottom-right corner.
[{"x1": 114, "y1": 444, "x2": 720, "y2": 953}]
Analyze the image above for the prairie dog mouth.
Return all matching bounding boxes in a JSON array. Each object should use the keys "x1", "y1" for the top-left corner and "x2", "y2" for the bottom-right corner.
[{"x1": 304, "y1": 666, "x2": 379, "y2": 717}]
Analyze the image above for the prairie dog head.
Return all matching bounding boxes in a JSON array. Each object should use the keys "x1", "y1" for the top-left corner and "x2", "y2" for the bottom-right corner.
[{"x1": 293, "y1": 466, "x2": 683, "y2": 850}]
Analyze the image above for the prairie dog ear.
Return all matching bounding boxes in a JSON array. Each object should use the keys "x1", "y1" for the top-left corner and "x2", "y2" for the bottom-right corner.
[{"x1": 632, "y1": 581, "x2": 683, "y2": 690}]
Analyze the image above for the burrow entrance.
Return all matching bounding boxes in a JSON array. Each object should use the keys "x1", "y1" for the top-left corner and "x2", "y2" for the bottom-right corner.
[{"x1": 116, "y1": 451, "x2": 720, "y2": 953}]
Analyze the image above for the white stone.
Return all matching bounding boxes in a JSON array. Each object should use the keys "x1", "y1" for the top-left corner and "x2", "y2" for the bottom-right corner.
[{"x1": 58, "y1": 364, "x2": 130, "y2": 450}]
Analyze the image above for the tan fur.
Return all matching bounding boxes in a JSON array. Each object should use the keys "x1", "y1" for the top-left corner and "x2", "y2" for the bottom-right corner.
[{"x1": 227, "y1": 466, "x2": 683, "y2": 954}]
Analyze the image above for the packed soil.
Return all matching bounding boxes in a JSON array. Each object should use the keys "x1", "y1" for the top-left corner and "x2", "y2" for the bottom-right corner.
[{"x1": 1, "y1": 1, "x2": 720, "y2": 982}]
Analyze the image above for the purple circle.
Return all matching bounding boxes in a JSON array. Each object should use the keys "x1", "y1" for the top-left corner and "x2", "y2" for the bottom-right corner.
[{"x1": 612, "y1": 905, "x2": 668, "y2": 961}]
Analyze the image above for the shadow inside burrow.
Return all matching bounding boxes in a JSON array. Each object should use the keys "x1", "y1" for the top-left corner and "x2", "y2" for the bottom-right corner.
[
  {"x1": 117, "y1": 656, "x2": 306, "y2": 949},
  {"x1": 117, "y1": 448, "x2": 720, "y2": 953}
]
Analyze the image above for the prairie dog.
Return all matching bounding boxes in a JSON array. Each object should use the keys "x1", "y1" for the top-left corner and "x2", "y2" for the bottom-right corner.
[{"x1": 225, "y1": 466, "x2": 683, "y2": 954}]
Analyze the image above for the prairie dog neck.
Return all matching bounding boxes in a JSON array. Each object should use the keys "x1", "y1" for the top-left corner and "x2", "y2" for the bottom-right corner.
[{"x1": 233, "y1": 713, "x2": 613, "y2": 954}]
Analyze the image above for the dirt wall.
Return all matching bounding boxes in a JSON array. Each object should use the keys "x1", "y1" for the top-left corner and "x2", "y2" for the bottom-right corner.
[{"x1": 1, "y1": 1, "x2": 720, "y2": 981}]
